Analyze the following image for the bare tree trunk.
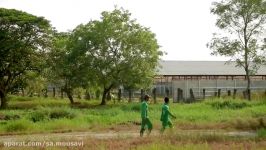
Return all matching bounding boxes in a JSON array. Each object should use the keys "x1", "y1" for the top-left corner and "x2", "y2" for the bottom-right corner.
[
  {"x1": 53, "y1": 87, "x2": 56, "y2": 98},
  {"x1": 22, "y1": 88, "x2": 25, "y2": 96},
  {"x1": 63, "y1": 84, "x2": 74, "y2": 104},
  {"x1": 0, "y1": 90, "x2": 7, "y2": 109},
  {"x1": 203, "y1": 89, "x2": 206, "y2": 99},
  {"x1": 61, "y1": 88, "x2": 64, "y2": 99},
  {"x1": 247, "y1": 76, "x2": 251, "y2": 100},
  {"x1": 118, "y1": 88, "x2": 122, "y2": 102},
  {"x1": 128, "y1": 89, "x2": 132, "y2": 103},
  {"x1": 101, "y1": 89, "x2": 108, "y2": 105},
  {"x1": 85, "y1": 90, "x2": 91, "y2": 100},
  {"x1": 100, "y1": 84, "x2": 113, "y2": 105},
  {"x1": 65, "y1": 89, "x2": 74, "y2": 104},
  {"x1": 245, "y1": 66, "x2": 251, "y2": 100},
  {"x1": 244, "y1": 22, "x2": 251, "y2": 101}
]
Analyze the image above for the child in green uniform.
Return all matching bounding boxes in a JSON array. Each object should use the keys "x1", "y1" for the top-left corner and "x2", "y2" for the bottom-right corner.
[
  {"x1": 140, "y1": 95, "x2": 153, "y2": 137},
  {"x1": 160, "y1": 97, "x2": 176, "y2": 133}
]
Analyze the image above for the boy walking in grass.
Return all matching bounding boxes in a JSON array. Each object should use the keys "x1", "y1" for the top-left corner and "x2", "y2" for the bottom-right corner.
[
  {"x1": 160, "y1": 97, "x2": 176, "y2": 133},
  {"x1": 140, "y1": 94, "x2": 153, "y2": 137}
]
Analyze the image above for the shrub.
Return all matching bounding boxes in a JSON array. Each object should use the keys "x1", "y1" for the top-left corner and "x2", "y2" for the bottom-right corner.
[
  {"x1": 210, "y1": 101, "x2": 249, "y2": 109},
  {"x1": 6, "y1": 120, "x2": 31, "y2": 132},
  {"x1": 4, "y1": 114, "x2": 20, "y2": 120},
  {"x1": 49, "y1": 109, "x2": 76, "y2": 119},
  {"x1": 257, "y1": 128, "x2": 266, "y2": 139},
  {"x1": 234, "y1": 118, "x2": 249, "y2": 130},
  {"x1": 0, "y1": 113, "x2": 20, "y2": 120},
  {"x1": 234, "y1": 118, "x2": 265, "y2": 130},
  {"x1": 29, "y1": 111, "x2": 48, "y2": 122}
]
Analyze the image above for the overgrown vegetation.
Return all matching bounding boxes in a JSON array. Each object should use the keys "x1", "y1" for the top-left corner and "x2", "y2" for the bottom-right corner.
[{"x1": 0, "y1": 96, "x2": 265, "y2": 135}]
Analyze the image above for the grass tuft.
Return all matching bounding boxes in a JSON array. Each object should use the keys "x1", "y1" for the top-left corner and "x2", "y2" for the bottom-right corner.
[{"x1": 5, "y1": 119, "x2": 32, "y2": 132}]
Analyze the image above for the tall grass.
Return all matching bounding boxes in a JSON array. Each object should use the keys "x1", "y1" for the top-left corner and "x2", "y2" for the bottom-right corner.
[
  {"x1": 257, "y1": 128, "x2": 266, "y2": 138},
  {"x1": 0, "y1": 95, "x2": 265, "y2": 134}
]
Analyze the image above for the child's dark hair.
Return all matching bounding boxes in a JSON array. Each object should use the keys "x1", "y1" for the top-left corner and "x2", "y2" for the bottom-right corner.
[{"x1": 164, "y1": 97, "x2": 169, "y2": 103}]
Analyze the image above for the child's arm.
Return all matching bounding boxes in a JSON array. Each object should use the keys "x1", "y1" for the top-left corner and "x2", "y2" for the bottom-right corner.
[{"x1": 168, "y1": 110, "x2": 176, "y2": 119}]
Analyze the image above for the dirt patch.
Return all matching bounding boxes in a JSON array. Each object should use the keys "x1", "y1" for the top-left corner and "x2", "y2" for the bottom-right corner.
[{"x1": 0, "y1": 129, "x2": 261, "y2": 150}]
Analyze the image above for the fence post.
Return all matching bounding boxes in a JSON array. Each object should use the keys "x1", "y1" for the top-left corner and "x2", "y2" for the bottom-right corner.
[
  {"x1": 61, "y1": 88, "x2": 64, "y2": 99},
  {"x1": 165, "y1": 88, "x2": 170, "y2": 97},
  {"x1": 243, "y1": 91, "x2": 247, "y2": 99},
  {"x1": 218, "y1": 89, "x2": 221, "y2": 98},
  {"x1": 180, "y1": 89, "x2": 184, "y2": 102},
  {"x1": 227, "y1": 90, "x2": 231, "y2": 96},
  {"x1": 247, "y1": 89, "x2": 251, "y2": 100},
  {"x1": 140, "y1": 89, "x2": 144, "y2": 102},
  {"x1": 53, "y1": 87, "x2": 56, "y2": 98},
  {"x1": 107, "y1": 91, "x2": 111, "y2": 101},
  {"x1": 152, "y1": 88, "x2": 157, "y2": 104},
  {"x1": 189, "y1": 88, "x2": 195, "y2": 102},
  {"x1": 128, "y1": 89, "x2": 132, "y2": 103},
  {"x1": 203, "y1": 89, "x2": 205, "y2": 99},
  {"x1": 177, "y1": 88, "x2": 181, "y2": 102},
  {"x1": 118, "y1": 88, "x2": 122, "y2": 102},
  {"x1": 177, "y1": 88, "x2": 184, "y2": 102},
  {"x1": 233, "y1": 89, "x2": 237, "y2": 99}
]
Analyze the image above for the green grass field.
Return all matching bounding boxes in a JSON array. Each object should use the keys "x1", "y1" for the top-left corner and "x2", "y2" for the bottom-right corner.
[
  {"x1": 0, "y1": 95, "x2": 265, "y2": 135},
  {"x1": 0, "y1": 95, "x2": 266, "y2": 149}
]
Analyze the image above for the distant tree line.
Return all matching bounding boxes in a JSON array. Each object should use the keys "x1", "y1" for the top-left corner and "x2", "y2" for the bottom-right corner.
[{"x1": 0, "y1": 7, "x2": 162, "y2": 108}]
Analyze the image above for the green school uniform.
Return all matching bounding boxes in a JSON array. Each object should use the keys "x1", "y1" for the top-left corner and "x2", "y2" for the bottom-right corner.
[
  {"x1": 140, "y1": 101, "x2": 152, "y2": 136},
  {"x1": 160, "y1": 103, "x2": 173, "y2": 130}
]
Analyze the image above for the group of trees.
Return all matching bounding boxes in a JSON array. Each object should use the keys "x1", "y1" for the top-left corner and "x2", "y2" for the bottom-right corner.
[
  {"x1": 0, "y1": 0, "x2": 265, "y2": 108},
  {"x1": 0, "y1": 7, "x2": 162, "y2": 108},
  {"x1": 0, "y1": 8, "x2": 53, "y2": 108},
  {"x1": 208, "y1": 0, "x2": 266, "y2": 100}
]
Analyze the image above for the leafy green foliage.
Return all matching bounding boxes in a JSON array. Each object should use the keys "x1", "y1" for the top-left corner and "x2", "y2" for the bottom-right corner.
[
  {"x1": 208, "y1": 0, "x2": 266, "y2": 100},
  {"x1": 48, "y1": 31, "x2": 92, "y2": 104},
  {"x1": 0, "y1": 8, "x2": 52, "y2": 108},
  {"x1": 69, "y1": 7, "x2": 162, "y2": 105}
]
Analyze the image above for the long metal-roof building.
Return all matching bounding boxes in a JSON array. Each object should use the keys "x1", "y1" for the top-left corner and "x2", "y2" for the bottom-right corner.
[{"x1": 154, "y1": 61, "x2": 266, "y2": 101}]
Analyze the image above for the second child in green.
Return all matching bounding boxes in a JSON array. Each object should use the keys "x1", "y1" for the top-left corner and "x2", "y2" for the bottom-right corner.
[{"x1": 160, "y1": 97, "x2": 176, "y2": 133}]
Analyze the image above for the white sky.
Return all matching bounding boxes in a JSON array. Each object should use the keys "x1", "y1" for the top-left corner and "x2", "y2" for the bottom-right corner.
[{"x1": 0, "y1": 0, "x2": 230, "y2": 61}]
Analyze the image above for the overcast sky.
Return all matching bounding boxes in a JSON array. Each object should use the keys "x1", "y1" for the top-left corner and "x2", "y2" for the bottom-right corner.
[{"x1": 0, "y1": 0, "x2": 230, "y2": 61}]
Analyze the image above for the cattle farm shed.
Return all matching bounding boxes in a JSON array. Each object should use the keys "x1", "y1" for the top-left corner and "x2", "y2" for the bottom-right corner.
[{"x1": 154, "y1": 61, "x2": 266, "y2": 101}]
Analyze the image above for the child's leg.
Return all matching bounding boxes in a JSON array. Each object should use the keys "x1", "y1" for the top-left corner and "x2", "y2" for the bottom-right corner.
[
  {"x1": 168, "y1": 120, "x2": 173, "y2": 128},
  {"x1": 140, "y1": 118, "x2": 146, "y2": 137},
  {"x1": 146, "y1": 118, "x2": 153, "y2": 135},
  {"x1": 160, "y1": 121, "x2": 167, "y2": 133}
]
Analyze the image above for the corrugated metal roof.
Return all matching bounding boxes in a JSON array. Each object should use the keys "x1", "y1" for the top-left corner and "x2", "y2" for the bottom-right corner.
[{"x1": 157, "y1": 61, "x2": 266, "y2": 75}]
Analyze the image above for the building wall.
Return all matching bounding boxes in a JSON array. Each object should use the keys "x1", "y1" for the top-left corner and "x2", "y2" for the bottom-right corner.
[{"x1": 153, "y1": 75, "x2": 266, "y2": 101}]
